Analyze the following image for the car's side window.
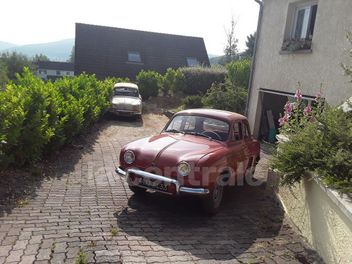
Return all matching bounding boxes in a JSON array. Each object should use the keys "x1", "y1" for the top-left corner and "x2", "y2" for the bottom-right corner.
[
  {"x1": 232, "y1": 122, "x2": 243, "y2": 141},
  {"x1": 243, "y1": 122, "x2": 251, "y2": 139}
]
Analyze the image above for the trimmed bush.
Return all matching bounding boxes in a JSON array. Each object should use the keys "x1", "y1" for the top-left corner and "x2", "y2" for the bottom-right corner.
[
  {"x1": 136, "y1": 70, "x2": 162, "y2": 99},
  {"x1": 182, "y1": 95, "x2": 203, "y2": 109},
  {"x1": 202, "y1": 81, "x2": 247, "y2": 114},
  {"x1": 162, "y1": 68, "x2": 186, "y2": 96},
  {"x1": 226, "y1": 59, "x2": 251, "y2": 88},
  {"x1": 179, "y1": 66, "x2": 226, "y2": 95},
  {"x1": 0, "y1": 68, "x2": 114, "y2": 168}
]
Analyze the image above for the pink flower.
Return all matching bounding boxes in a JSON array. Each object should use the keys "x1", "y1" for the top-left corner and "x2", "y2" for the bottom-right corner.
[
  {"x1": 304, "y1": 105, "x2": 312, "y2": 116},
  {"x1": 294, "y1": 89, "x2": 303, "y2": 102},
  {"x1": 315, "y1": 92, "x2": 322, "y2": 102},
  {"x1": 284, "y1": 102, "x2": 293, "y2": 114},
  {"x1": 278, "y1": 114, "x2": 290, "y2": 126}
]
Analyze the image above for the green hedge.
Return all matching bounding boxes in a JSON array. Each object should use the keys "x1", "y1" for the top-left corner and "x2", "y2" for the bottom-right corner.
[
  {"x1": 179, "y1": 66, "x2": 227, "y2": 95},
  {"x1": 136, "y1": 70, "x2": 162, "y2": 99},
  {"x1": 226, "y1": 59, "x2": 251, "y2": 88},
  {"x1": 182, "y1": 95, "x2": 203, "y2": 109},
  {"x1": 202, "y1": 81, "x2": 247, "y2": 114},
  {"x1": 0, "y1": 68, "x2": 114, "y2": 168}
]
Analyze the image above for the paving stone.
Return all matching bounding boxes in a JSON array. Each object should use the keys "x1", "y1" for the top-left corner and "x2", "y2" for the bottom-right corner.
[
  {"x1": 0, "y1": 245, "x2": 12, "y2": 257},
  {"x1": 6, "y1": 249, "x2": 24, "y2": 262},
  {"x1": 36, "y1": 248, "x2": 51, "y2": 261},
  {"x1": 20, "y1": 255, "x2": 36, "y2": 264}
]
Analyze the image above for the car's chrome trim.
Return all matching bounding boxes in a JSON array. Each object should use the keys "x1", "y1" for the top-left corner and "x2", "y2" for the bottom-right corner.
[
  {"x1": 116, "y1": 167, "x2": 127, "y2": 176},
  {"x1": 179, "y1": 187, "x2": 210, "y2": 195},
  {"x1": 115, "y1": 167, "x2": 209, "y2": 195}
]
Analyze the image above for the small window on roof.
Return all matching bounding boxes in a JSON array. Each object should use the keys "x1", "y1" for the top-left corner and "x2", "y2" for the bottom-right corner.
[
  {"x1": 186, "y1": 57, "x2": 199, "y2": 67},
  {"x1": 128, "y1": 51, "x2": 141, "y2": 62}
]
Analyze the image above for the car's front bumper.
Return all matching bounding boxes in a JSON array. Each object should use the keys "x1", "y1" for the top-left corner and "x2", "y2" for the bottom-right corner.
[
  {"x1": 109, "y1": 108, "x2": 141, "y2": 116},
  {"x1": 115, "y1": 167, "x2": 209, "y2": 195}
]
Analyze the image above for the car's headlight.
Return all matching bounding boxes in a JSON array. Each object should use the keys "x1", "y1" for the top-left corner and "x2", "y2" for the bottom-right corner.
[
  {"x1": 177, "y1": 161, "x2": 191, "y2": 177},
  {"x1": 124, "y1": 150, "x2": 135, "y2": 164}
]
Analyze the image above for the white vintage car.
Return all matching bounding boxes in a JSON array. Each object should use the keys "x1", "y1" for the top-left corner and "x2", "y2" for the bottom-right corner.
[{"x1": 109, "y1": 82, "x2": 142, "y2": 118}]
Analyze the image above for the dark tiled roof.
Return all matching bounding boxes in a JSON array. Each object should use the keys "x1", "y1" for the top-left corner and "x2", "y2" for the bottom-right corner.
[
  {"x1": 74, "y1": 23, "x2": 210, "y2": 79},
  {"x1": 37, "y1": 61, "x2": 74, "y2": 71}
]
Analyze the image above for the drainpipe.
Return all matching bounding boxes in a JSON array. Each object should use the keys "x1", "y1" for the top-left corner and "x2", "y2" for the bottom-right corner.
[{"x1": 245, "y1": 0, "x2": 263, "y2": 117}]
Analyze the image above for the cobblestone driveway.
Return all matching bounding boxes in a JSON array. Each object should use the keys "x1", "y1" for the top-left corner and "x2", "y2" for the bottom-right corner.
[{"x1": 0, "y1": 114, "x2": 322, "y2": 264}]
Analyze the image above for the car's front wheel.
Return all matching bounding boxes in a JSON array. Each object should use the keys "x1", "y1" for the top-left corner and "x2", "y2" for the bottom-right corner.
[
  {"x1": 202, "y1": 182, "x2": 223, "y2": 215},
  {"x1": 128, "y1": 185, "x2": 146, "y2": 195}
]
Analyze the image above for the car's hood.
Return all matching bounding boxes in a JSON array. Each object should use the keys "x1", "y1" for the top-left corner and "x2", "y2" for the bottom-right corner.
[
  {"x1": 111, "y1": 96, "x2": 141, "y2": 105},
  {"x1": 125, "y1": 133, "x2": 224, "y2": 168}
]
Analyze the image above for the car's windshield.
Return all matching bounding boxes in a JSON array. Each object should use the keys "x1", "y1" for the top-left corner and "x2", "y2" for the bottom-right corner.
[
  {"x1": 114, "y1": 87, "x2": 139, "y2": 97},
  {"x1": 164, "y1": 115, "x2": 229, "y2": 141}
]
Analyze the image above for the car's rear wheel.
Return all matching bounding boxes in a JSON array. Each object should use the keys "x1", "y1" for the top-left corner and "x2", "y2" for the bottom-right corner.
[
  {"x1": 202, "y1": 182, "x2": 223, "y2": 215},
  {"x1": 128, "y1": 185, "x2": 146, "y2": 195}
]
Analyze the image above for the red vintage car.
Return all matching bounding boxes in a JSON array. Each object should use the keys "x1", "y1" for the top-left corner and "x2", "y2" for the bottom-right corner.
[{"x1": 116, "y1": 109, "x2": 260, "y2": 214}]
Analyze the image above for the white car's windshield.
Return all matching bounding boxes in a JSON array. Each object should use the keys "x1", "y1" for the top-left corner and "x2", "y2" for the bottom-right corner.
[
  {"x1": 114, "y1": 87, "x2": 139, "y2": 97},
  {"x1": 165, "y1": 115, "x2": 229, "y2": 141}
]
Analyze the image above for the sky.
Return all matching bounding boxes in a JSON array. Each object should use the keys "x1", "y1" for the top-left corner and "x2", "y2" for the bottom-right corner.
[{"x1": 0, "y1": 0, "x2": 260, "y2": 55}]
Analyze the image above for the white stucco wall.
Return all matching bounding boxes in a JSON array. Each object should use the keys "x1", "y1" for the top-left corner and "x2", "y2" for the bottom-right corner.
[
  {"x1": 248, "y1": 0, "x2": 352, "y2": 136},
  {"x1": 278, "y1": 178, "x2": 352, "y2": 264},
  {"x1": 37, "y1": 69, "x2": 74, "y2": 80}
]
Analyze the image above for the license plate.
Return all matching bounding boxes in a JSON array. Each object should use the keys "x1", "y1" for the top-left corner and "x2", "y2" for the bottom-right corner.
[{"x1": 138, "y1": 177, "x2": 169, "y2": 192}]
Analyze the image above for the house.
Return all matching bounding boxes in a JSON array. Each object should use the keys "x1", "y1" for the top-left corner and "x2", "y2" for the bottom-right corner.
[
  {"x1": 74, "y1": 23, "x2": 210, "y2": 79},
  {"x1": 36, "y1": 61, "x2": 74, "y2": 81},
  {"x1": 247, "y1": 0, "x2": 352, "y2": 140}
]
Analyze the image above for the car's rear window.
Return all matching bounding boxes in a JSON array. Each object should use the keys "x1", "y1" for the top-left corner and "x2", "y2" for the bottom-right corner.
[{"x1": 114, "y1": 87, "x2": 139, "y2": 97}]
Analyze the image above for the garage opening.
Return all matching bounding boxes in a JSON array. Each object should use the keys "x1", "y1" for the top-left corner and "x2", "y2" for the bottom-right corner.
[{"x1": 258, "y1": 89, "x2": 315, "y2": 143}]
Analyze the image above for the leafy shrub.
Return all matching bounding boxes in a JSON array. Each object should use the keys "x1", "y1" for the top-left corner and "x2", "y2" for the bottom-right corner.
[
  {"x1": 136, "y1": 70, "x2": 162, "y2": 99},
  {"x1": 182, "y1": 95, "x2": 203, "y2": 109},
  {"x1": 0, "y1": 68, "x2": 113, "y2": 168},
  {"x1": 226, "y1": 59, "x2": 251, "y2": 88},
  {"x1": 271, "y1": 106, "x2": 352, "y2": 195},
  {"x1": 202, "y1": 81, "x2": 247, "y2": 114},
  {"x1": 162, "y1": 68, "x2": 186, "y2": 96},
  {"x1": 179, "y1": 66, "x2": 226, "y2": 95},
  {"x1": 0, "y1": 69, "x2": 59, "y2": 166}
]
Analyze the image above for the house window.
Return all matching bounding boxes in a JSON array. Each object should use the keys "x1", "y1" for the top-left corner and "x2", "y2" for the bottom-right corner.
[
  {"x1": 128, "y1": 51, "x2": 141, "y2": 62},
  {"x1": 56, "y1": 70, "x2": 61, "y2": 75},
  {"x1": 292, "y1": 3, "x2": 317, "y2": 40},
  {"x1": 186, "y1": 57, "x2": 199, "y2": 67},
  {"x1": 282, "y1": 1, "x2": 318, "y2": 52}
]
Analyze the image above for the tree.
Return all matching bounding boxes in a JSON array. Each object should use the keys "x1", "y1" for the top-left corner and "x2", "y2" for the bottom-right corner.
[
  {"x1": 243, "y1": 32, "x2": 256, "y2": 58},
  {"x1": 0, "y1": 52, "x2": 34, "y2": 80},
  {"x1": 33, "y1": 54, "x2": 50, "y2": 62},
  {"x1": 0, "y1": 62, "x2": 8, "y2": 88},
  {"x1": 224, "y1": 17, "x2": 238, "y2": 63},
  {"x1": 68, "y1": 46, "x2": 75, "y2": 63}
]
